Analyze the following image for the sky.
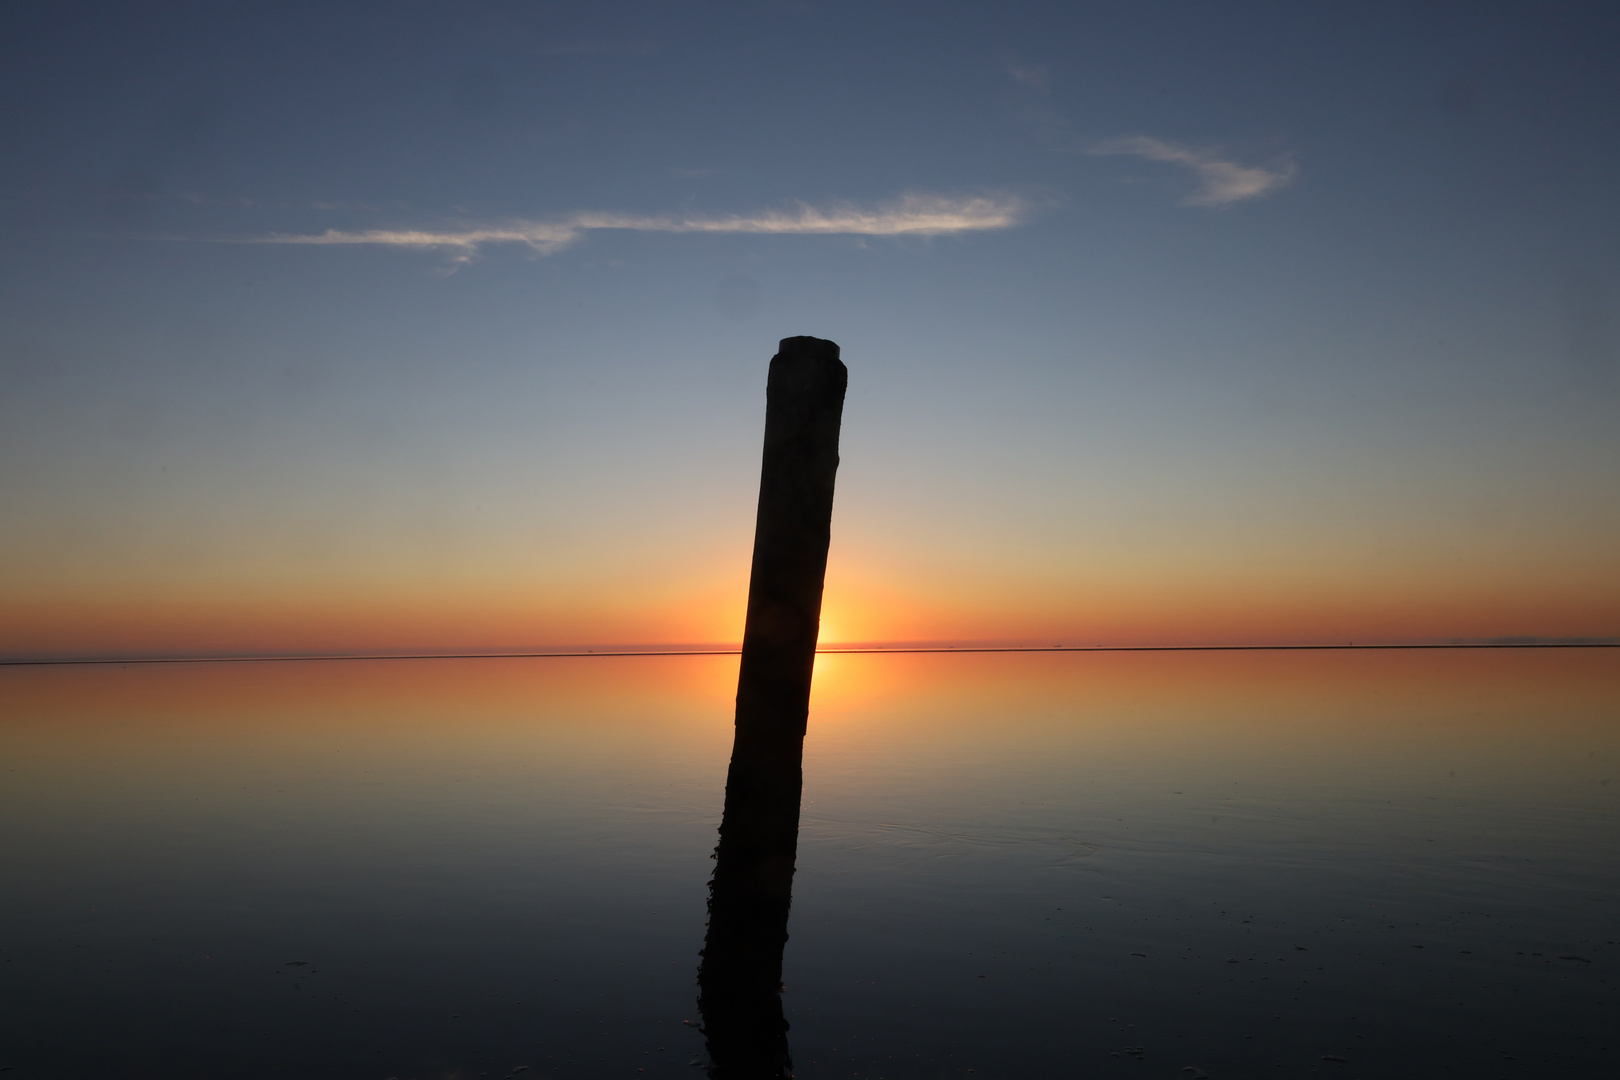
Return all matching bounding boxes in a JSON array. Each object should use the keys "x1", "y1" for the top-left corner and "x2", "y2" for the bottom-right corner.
[{"x1": 1, "y1": 0, "x2": 1617, "y2": 659}]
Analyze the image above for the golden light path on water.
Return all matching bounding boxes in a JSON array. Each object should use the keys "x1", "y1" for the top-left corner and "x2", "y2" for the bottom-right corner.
[{"x1": 3, "y1": 648, "x2": 1615, "y2": 824}]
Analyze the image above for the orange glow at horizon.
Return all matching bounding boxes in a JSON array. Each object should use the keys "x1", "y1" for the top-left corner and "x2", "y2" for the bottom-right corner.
[{"x1": 1, "y1": 538, "x2": 1615, "y2": 660}]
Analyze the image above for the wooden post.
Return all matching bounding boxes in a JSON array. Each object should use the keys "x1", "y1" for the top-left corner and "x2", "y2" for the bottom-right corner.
[{"x1": 698, "y1": 336, "x2": 846, "y2": 1079}]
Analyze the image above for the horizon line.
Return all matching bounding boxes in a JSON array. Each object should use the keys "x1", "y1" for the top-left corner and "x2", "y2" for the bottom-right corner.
[{"x1": 3, "y1": 640, "x2": 1616, "y2": 668}]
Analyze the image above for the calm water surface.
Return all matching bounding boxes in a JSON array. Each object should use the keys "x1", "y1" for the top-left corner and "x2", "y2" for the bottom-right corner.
[{"x1": 1, "y1": 650, "x2": 1615, "y2": 1079}]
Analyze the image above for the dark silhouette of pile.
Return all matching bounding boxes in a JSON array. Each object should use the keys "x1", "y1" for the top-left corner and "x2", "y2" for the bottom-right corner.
[{"x1": 698, "y1": 336, "x2": 846, "y2": 1079}]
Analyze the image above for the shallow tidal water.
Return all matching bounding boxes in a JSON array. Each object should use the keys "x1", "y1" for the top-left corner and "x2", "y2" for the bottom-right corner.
[{"x1": 0, "y1": 649, "x2": 1615, "y2": 1079}]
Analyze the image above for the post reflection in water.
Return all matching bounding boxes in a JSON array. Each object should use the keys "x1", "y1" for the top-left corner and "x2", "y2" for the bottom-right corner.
[{"x1": 697, "y1": 706, "x2": 804, "y2": 1078}]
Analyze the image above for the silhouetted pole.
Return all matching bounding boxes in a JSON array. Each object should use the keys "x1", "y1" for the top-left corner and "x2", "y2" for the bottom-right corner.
[
  {"x1": 730, "y1": 334, "x2": 847, "y2": 865},
  {"x1": 699, "y1": 336, "x2": 847, "y2": 1079}
]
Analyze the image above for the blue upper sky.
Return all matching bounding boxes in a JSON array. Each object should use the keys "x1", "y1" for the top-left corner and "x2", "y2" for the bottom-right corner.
[{"x1": 2, "y1": 0, "x2": 1617, "y2": 655}]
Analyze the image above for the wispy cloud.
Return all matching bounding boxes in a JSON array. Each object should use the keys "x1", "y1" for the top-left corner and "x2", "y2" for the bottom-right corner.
[
  {"x1": 218, "y1": 193, "x2": 1029, "y2": 261},
  {"x1": 1003, "y1": 56, "x2": 1084, "y2": 152},
  {"x1": 1006, "y1": 60, "x2": 1050, "y2": 93},
  {"x1": 1088, "y1": 136, "x2": 1295, "y2": 207},
  {"x1": 1004, "y1": 57, "x2": 1294, "y2": 208}
]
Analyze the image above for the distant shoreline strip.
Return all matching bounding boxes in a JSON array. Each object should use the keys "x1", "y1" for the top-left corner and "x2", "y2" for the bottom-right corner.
[{"x1": 2, "y1": 642, "x2": 1615, "y2": 668}]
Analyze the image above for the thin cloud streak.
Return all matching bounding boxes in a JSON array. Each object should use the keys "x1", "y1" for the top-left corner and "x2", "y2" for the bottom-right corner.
[
  {"x1": 233, "y1": 193, "x2": 1029, "y2": 261},
  {"x1": 1089, "y1": 136, "x2": 1296, "y2": 207},
  {"x1": 1003, "y1": 58, "x2": 1294, "y2": 208}
]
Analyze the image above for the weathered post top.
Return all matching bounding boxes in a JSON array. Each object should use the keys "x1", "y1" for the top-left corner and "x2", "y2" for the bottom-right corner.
[{"x1": 735, "y1": 335, "x2": 847, "y2": 739}]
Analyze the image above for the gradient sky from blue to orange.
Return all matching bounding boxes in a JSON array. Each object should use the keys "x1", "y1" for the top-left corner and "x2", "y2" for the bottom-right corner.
[{"x1": 1, "y1": 1, "x2": 1617, "y2": 659}]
